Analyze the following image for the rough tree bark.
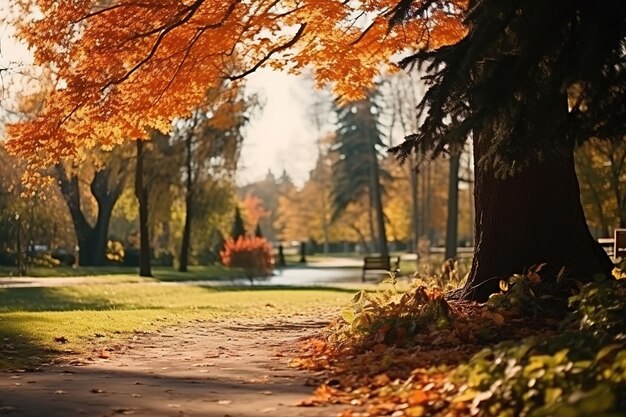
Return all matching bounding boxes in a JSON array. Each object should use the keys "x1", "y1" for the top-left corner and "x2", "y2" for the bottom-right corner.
[{"x1": 458, "y1": 130, "x2": 613, "y2": 301}]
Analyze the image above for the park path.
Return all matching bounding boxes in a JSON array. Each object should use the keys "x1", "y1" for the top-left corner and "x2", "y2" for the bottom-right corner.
[{"x1": 0, "y1": 315, "x2": 342, "y2": 417}]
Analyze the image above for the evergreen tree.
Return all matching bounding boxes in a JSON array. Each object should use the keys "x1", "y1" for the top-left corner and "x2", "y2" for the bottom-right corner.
[
  {"x1": 332, "y1": 93, "x2": 390, "y2": 258},
  {"x1": 254, "y1": 224, "x2": 263, "y2": 238},
  {"x1": 231, "y1": 207, "x2": 246, "y2": 240},
  {"x1": 391, "y1": 0, "x2": 624, "y2": 300}
]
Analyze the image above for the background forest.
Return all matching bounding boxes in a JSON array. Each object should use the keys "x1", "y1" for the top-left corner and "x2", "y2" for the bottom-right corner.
[{"x1": 0, "y1": 71, "x2": 623, "y2": 272}]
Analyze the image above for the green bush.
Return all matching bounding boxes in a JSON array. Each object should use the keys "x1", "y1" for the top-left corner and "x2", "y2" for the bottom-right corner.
[{"x1": 455, "y1": 278, "x2": 626, "y2": 417}]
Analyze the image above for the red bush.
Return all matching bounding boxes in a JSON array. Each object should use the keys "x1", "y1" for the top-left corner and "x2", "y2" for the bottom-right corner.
[{"x1": 220, "y1": 236, "x2": 274, "y2": 278}]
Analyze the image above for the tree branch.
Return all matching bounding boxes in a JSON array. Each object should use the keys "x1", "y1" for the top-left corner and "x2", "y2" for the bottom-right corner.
[{"x1": 227, "y1": 23, "x2": 307, "y2": 81}]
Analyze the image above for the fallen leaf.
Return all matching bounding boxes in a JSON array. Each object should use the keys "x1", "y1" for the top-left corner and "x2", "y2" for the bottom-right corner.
[{"x1": 408, "y1": 390, "x2": 428, "y2": 406}]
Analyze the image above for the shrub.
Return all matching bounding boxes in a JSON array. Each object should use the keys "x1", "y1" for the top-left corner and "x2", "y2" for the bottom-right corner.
[
  {"x1": 331, "y1": 279, "x2": 454, "y2": 348},
  {"x1": 106, "y1": 240, "x2": 125, "y2": 263},
  {"x1": 220, "y1": 236, "x2": 274, "y2": 279},
  {"x1": 455, "y1": 277, "x2": 626, "y2": 417}
]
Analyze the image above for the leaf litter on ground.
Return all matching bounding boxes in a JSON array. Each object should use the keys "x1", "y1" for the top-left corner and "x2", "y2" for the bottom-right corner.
[{"x1": 290, "y1": 269, "x2": 588, "y2": 417}]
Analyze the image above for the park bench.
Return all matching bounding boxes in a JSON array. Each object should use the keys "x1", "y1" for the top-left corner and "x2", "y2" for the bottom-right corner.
[
  {"x1": 598, "y1": 229, "x2": 626, "y2": 259},
  {"x1": 362, "y1": 256, "x2": 399, "y2": 282}
]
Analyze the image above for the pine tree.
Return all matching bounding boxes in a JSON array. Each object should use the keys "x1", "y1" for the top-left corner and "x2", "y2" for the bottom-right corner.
[
  {"x1": 332, "y1": 93, "x2": 390, "y2": 258},
  {"x1": 391, "y1": 0, "x2": 624, "y2": 300},
  {"x1": 231, "y1": 207, "x2": 246, "y2": 240}
]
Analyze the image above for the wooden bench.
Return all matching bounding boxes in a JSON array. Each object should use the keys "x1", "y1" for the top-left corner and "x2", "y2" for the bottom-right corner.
[
  {"x1": 599, "y1": 237, "x2": 615, "y2": 257},
  {"x1": 362, "y1": 256, "x2": 398, "y2": 282},
  {"x1": 598, "y1": 229, "x2": 626, "y2": 258}
]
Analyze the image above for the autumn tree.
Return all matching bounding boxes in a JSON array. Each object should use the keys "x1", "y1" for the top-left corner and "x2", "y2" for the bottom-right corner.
[
  {"x1": 6, "y1": 0, "x2": 623, "y2": 301},
  {"x1": 576, "y1": 139, "x2": 626, "y2": 234},
  {"x1": 55, "y1": 149, "x2": 131, "y2": 266},
  {"x1": 174, "y1": 82, "x2": 255, "y2": 272},
  {"x1": 391, "y1": 0, "x2": 622, "y2": 299},
  {"x1": 0, "y1": 146, "x2": 75, "y2": 257},
  {"x1": 240, "y1": 193, "x2": 270, "y2": 237}
]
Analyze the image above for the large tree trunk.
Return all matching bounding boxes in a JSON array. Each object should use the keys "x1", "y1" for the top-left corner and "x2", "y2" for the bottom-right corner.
[
  {"x1": 458, "y1": 134, "x2": 613, "y2": 301},
  {"x1": 135, "y1": 140, "x2": 152, "y2": 277},
  {"x1": 445, "y1": 151, "x2": 460, "y2": 260}
]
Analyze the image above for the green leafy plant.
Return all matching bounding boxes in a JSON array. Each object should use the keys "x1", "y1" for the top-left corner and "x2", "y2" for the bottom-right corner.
[
  {"x1": 412, "y1": 258, "x2": 468, "y2": 292},
  {"x1": 455, "y1": 277, "x2": 626, "y2": 417},
  {"x1": 332, "y1": 281, "x2": 453, "y2": 347},
  {"x1": 569, "y1": 276, "x2": 626, "y2": 337},
  {"x1": 487, "y1": 264, "x2": 576, "y2": 315}
]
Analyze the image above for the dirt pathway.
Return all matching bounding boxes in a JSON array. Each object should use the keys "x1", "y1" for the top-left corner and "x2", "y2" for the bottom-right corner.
[{"x1": 0, "y1": 316, "x2": 341, "y2": 417}]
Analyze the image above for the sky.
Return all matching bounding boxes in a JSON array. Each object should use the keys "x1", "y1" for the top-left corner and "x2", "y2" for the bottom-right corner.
[{"x1": 237, "y1": 70, "x2": 325, "y2": 188}]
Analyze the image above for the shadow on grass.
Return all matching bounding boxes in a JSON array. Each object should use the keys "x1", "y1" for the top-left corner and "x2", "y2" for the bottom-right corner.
[
  {"x1": 0, "y1": 318, "x2": 62, "y2": 371},
  {"x1": 203, "y1": 284, "x2": 360, "y2": 294},
  {"x1": 0, "y1": 287, "x2": 125, "y2": 313}
]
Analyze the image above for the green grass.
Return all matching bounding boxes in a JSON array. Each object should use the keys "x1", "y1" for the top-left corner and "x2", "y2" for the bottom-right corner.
[
  {"x1": 0, "y1": 283, "x2": 357, "y2": 370},
  {"x1": 0, "y1": 265, "x2": 244, "y2": 280}
]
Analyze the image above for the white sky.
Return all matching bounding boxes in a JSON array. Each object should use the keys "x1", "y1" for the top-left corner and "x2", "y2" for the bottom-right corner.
[{"x1": 237, "y1": 70, "x2": 323, "y2": 188}]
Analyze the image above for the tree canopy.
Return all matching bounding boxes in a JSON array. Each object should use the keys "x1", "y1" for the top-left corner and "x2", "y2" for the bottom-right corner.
[
  {"x1": 5, "y1": 0, "x2": 466, "y2": 170},
  {"x1": 391, "y1": 0, "x2": 626, "y2": 176}
]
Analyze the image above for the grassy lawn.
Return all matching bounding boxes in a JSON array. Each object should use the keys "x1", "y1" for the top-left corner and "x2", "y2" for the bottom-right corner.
[
  {"x1": 0, "y1": 264, "x2": 244, "y2": 281},
  {"x1": 0, "y1": 283, "x2": 356, "y2": 371}
]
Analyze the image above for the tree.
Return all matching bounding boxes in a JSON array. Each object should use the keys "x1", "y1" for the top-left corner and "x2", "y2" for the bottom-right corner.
[
  {"x1": 332, "y1": 95, "x2": 390, "y2": 257},
  {"x1": 240, "y1": 193, "x2": 270, "y2": 237},
  {"x1": 54, "y1": 150, "x2": 131, "y2": 266},
  {"x1": 174, "y1": 82, "x2": 255, "y2": 272},
  {"x1": 444, "y1": 149, "x2": 461, "y2": 260},
  {"x1": 6, "y1": 0, "x2": 623, "y2": 301},
  {"x1": 231, "y1": 207, "x2": 246, "y2": 240},
  {"x1": 135, "y1": 139, "x2": 151, "y2": 277},
  {"x1": 576, "y1": 139, "x2": 626, "y2": 234},
  {"x1": 385, "y1": 72, "x2": 424, "y2": 252},
  {"x1": 390, "y1": 0, "x2": 621, "y2": 299}
]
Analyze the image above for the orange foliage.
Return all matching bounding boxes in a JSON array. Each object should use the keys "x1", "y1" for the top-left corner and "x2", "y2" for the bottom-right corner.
[
  {"x1": 240, "y1": 193, "x2": 270, "y2": 234},
  {"x1": 220, "y1": 236, "x2": 274, "y2": 277},
  {"x1": 5, "y1": 0, "x2": 468, "y2": 171}
]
